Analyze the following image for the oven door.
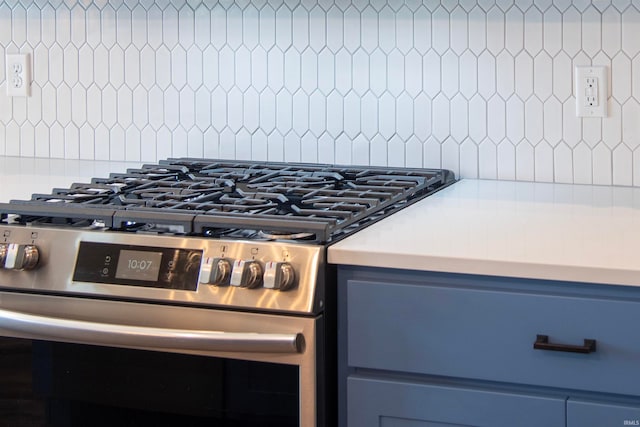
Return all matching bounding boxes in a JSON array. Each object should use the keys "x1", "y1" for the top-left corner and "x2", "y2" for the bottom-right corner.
[{"x1": 0, "y1": 291, "x2": 323, "y2": 426}]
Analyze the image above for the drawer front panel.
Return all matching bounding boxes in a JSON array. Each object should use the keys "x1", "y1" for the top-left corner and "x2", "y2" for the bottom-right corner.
[
  {"x1": 348, "y1": 377, "x2": 565, "y2": 427},
  {"x1": 567, "y1": 399, "x2": 640, "y2": 427},
  {"x1": 347, "y1": 279, "x2": 640, "y2": 396}
]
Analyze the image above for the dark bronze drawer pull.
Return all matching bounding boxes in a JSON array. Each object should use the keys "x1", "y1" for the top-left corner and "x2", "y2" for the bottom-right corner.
[{"x1": 533, "y1": 334, "x2": 597, "y2": 354}]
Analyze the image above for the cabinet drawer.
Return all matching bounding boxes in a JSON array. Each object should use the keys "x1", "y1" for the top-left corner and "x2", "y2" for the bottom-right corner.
[
  {"x1": 347, "y1": 280, "x2": 640, "y2": 396},
  {"x1": 567, "y1": 399, "x2": 640, "y2": 427},
  {"x1": 348, "y1": 376, "x2": 565, "y2": 427}
]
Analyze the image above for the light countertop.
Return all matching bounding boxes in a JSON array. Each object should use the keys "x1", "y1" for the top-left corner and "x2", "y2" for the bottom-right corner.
[{"x1": 328, "y1": 179, "x2": 640, "y2": 287}]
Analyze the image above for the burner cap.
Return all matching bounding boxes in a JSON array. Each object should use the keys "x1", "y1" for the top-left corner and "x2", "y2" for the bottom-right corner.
[{"x1": 258, "y1": 230, "x2": 315, "y2": 241}]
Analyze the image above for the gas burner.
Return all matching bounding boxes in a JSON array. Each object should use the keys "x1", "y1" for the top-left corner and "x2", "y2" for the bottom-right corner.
[{"x1": 0, "y1": 158, "x2": 455, "y2": 243}]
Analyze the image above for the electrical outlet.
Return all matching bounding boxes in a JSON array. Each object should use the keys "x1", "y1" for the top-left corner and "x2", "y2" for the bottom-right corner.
[
  {"x1": 5, "y1": 53, "x2": 30, "y2": 97},
  {"x1": 575, "y1": 66, "x2": 607, "y2": 118}
]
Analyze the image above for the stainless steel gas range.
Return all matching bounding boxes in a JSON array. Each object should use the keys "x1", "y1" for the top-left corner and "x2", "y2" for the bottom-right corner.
[{"x1": 0, "y1": 158, "x2": 454, "y2": 426}]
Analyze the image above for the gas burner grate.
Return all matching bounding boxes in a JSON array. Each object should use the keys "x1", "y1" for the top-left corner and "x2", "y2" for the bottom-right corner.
[{"x1": 0, "y1": 158, "x2": 455, "y2": 243}]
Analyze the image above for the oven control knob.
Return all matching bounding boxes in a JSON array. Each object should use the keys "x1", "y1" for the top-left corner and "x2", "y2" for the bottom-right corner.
[
  {"x1": 1, "y1": 244, "x2": 40, "y2": 270},
  {"x1": 200, "y1": 257, "x2": 232, "y2": 286},
  {"x1": 230, "y1": 260, "x2": 263, "y2": 289},
  {"x1": 0, "y1": 244, "x2": 7, "y2": 268},
  {"x1": 263, "y1": 262, "x2": 296, "y2": 291}
]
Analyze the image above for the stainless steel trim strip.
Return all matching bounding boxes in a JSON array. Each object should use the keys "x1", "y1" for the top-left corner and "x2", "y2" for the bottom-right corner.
[{"x1": 0, "y1": 307, "x2": 304, "y2": 354}]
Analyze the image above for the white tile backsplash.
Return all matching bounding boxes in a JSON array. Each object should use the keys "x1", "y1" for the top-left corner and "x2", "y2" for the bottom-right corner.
[{"x1": 1, "y1": 0, "x2": 640, "y2": 185}]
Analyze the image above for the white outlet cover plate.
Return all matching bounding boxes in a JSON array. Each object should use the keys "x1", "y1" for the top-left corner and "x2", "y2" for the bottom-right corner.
[
  {"x1": 575, "y1": 65, "x2": 607, "y2": 118},
  {"x1": 5, "y1": 53, "x2": 30, "y2": 97}
]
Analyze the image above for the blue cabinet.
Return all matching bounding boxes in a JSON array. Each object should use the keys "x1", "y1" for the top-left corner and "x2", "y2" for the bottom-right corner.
[
  {"x1": 338, "y1": 267, "x2": 640, "y2": 427},
  {"x1": 348, "y1": 377, "x2": 565, "y2": 427}
]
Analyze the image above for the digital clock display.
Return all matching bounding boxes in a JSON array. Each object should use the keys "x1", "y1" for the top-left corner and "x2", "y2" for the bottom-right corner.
[{"x1": 115, "y1": 250, "x2": 163, "y2": 282}]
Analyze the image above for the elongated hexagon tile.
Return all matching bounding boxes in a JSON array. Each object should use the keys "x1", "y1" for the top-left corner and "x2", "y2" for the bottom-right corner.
[
  {"x1": 478, "y1": 138, "x2": 497, "y2": 179},
  {"x1": 562, "y1": 99, "x2": 582, "y2": 148},
  {"x1": 581, "y1": 6, "x2": 601, "y2": 57},
  {"x1": 468, "y1": 6, "x2": 486, "y2": 55},
  {"x1": 514, "y1": 52, "x2": 533, "y2": 100},
  {"x1": 396, "y1": 92, "x2": 414, "y2": 141},
  {"x1": 612, "y1": 53, "x2": 632, "y2": 103},
  {"x1": 300, "y1": 132, "x2": 318, "y2": 163},
  {"x1": 523, "y1": 6, "x2": 542, "y2": 56},
  {"x1": 622, "y1": 100, "x2": 640, "y2": 149},
  {"x1": 377, "y1": 91, "x2": 396, "y2": 140},
  {"x1": 335, "y1": 48, "x2": 352, "y2": 96},
  {"x1": 432, "y1": 94, "x2": 450, "y2": 142},
  {"x1": 284, "y1": 131, "x2": 302, "y2": 162},
  {"x1": 423, "y1": 49, "x2": 441, "y2": 98},
  {"x1": 292, "y1": 89, "x2": 309, "y2": 136},
  {"x1": 602, "y1": 100, "x2": 622, "y2": 149},
  {"x1": 572, "y1": 142, "x2": 592, "y2": 184},
  {"x1": 113, "y1": 8, "x2": 130, "y2": 48},
  {"x1": 227, "y1": 87, "x2": 244, "y2": 133},
  {"x1": 387, "y1": 49, "x2": 404, "y2": 97},
  {"x1": 308, "y1": 90, "x2": 326, "y2": 137},
  {"x1": 124, "y1": 126, "x2": 141, "y2": 161},
  {"x1": 395, "y1": 7, "x2": 413, "y2": 55},
  {"x1": 477, "y1": 51, "x2": 496, "y2": 100},
  {"x1": 459, "y1": 138, "x2": 478, "y2": 178},
  {"x1": 542, "y1": 7, "x2": 562, "y2": 56},
  {"x1": 534, "y1": 141, "x2": 554, "y2": 182},
  {"x1": 11, "y1": 97, "x2": 27, "y2": 126},
  {"x1": 413, "y1": 6, "x2": 431, "y2": 54},
  {"x1": 450, "y1": 6, "x2": 468, "y2": 55},
  {"x1": 622, "y1": 5, "x2": 640, "y2": 57},
  {"x1": 442, "y1": 137, "x2": 460, "y2": 174},
  {"x1": 432, "y1": 6, "x2": 450, "y2": 55},
  {"x1": 404, "y1": 136, "x2": 423, "y2": 168},
  {"x1": 486, "y1": 6, "x2": 505, "y2": 55},
  {"x1": 524, "y1": 97, "x2": 543, "y2": 145},
  {"x1": 602, "y1": 6, "x2": 621, "y2": 57},
  {"x1": 27, "y1": 84, "x2": 42, "y2": 125},
  {"x1": 178, "y1": 88, "x2": 195, "y2": 130},
  {"x1": 506, "y1": 96, "x2": 524, "y2": 143},
  {"x1": 516, "y1": 140, "x2": 534, "y2": 181},
  {"x1": 20, "y1": 124, "x2": 35, "y2": 157},
  {"x1": 26, "y1": 5, "x2": 41, "y2": 48},
  {"x1": 275, "y1": 90, "x2": 293, "y2": 135},
  {"x1": 413, "y1": 93, "x2": 431, "y2": 140},
  {"x1": 368, "y1": 48, "x2": 386, "y2": 97},
  {"x1": 613, "y1": 143, "x2": 633, "y2": 186},
  {"x1": 496, "y1": 139, "x2": 516, "y2": 180},
  {"x1": 343, "y1": 90, "x2": 361, "y2": 139},
  {"x1": 441, "y1": 50, "x2": 459, "y2": 100},
  {"x1": 387, "y1": 135, "x2": 405, "y2": 167},
  {"x1": 405, "y1": 49, "x2": 423, "y2": 98},
  {"x1": 505, "y1": 6, "x2": 523, "y2": 55},
  {"x1": 178, "y1": 6, "x2": 194, "y2": 47},
  {"x1": 317, "y1": 132, "x2": 335, "y2": 164},
  {"x1": 71, "y1": 84, "x2": 87, "y2": 125},
  {"x1": 450, "y1": 94, "x2": 468, "y2": 142},
  {"x1": 583, "y1": 117, "x2": 602, "y2": 148},
  {"x1": 468, "y1": 95, "x2": 487, "y2": 142},
  {"x1": 496, "y1": 52, "x2": 514, "y2": 100},
  {"x1": 487, "y1": 95, "x2": 506, "y2": 142},
  {"x1": 422, "y1": 137, "x2": 442, "y2": 168},
  {"x1": 592, "y1": 143, "x2": 613, "y2": 185}
]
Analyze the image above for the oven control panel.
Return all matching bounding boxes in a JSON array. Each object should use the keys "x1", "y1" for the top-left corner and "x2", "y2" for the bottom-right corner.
[{"x1": 0, "y1": 226, "x2": 324, "y2": 314}]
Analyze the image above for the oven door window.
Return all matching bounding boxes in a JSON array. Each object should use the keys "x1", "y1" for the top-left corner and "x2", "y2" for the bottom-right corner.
[{"x1": 23, "y1": 341, "x2": 299, "y2": 427}]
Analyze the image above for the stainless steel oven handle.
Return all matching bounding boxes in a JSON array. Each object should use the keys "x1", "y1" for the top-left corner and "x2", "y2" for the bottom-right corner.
[{"x1": 0, "y1": 308, "x2": 304, "y2": 354}]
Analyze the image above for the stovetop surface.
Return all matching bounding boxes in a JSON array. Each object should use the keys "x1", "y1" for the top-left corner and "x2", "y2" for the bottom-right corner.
[{"x1": 0, "y1": 158, "x2": 455, "y2": 244}]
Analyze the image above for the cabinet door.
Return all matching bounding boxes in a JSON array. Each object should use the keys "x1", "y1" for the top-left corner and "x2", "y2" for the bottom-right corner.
[
  {"x1": 348, "y1": 377, "x2": 565, "y2": 427},
  {"x1": 347, "y1": 279, "x2": 640, "y2": 396},
  {"x1": 567, "y1": 399, "x2": 640, "y2": 427}
]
